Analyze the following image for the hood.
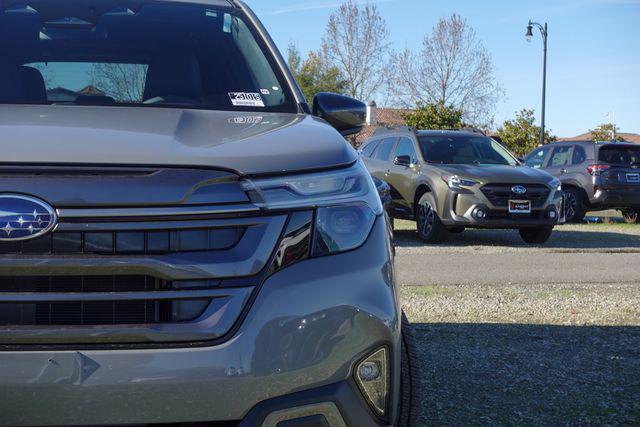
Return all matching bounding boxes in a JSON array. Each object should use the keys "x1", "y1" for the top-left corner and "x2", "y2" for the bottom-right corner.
[
  {"x1": 0, "y1": 105, "x2": 357, "y2": 176},
  {"x1": 437, "y1": 164, "x2": 555, "y2": 184}
]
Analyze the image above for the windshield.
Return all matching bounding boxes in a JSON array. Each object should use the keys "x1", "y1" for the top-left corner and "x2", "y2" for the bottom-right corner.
[
  {"x1": 418, "y1": 135, "x2": 518, "y2": 166},
  {"x1": 0, "y1": 2, "x2": 297, "y2": 112},
  {"x1": 598, "y1": 145, "x2": 640, "y2": 166}
]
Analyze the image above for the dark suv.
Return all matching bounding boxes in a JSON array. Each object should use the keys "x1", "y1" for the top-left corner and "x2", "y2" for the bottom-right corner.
[
  {"x1": 361, "y1": 128, "x2": 564, "y2": 244},
  {"x1": 525, "y1": 141, "x2": 640, "y2": 223},
  {"x1": 0, "y1": 1, "x2": 421, "y2": 426}
]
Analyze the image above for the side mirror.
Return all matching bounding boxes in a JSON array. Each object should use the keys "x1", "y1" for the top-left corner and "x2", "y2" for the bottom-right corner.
[
  {"x1": 312, "y1": 92, "x2": 366, "y2": 137},
  {"x1": 394, "y1": 155, "x2": 412, "y2": 167}
]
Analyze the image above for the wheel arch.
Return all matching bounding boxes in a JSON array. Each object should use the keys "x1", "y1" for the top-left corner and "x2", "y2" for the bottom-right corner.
[
  {"x1": 413, "y1": 183, "x2": 433, "y2": 214},
  {"x1": 561, "y1": 182, "x2": 590, "y2": 208}
]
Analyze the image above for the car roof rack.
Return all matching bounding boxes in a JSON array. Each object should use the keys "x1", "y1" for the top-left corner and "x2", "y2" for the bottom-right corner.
[
  {"x1": 433, "y1": 127, "x2": 487, "y2": 135},
  {"x1": 372, "y1": 126, "x2": 417, "y2": 136},
  {"x1": 372, "y1": 126, "x2": 492, "y2": 138}
]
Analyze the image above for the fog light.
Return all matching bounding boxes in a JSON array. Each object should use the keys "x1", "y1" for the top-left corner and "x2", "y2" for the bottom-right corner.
[
  {"x1": 473, "y1": 208, "x2": 487, "y2": 219},
  {"x1": 548, "y1": 210, "x2": 557, "y2": 220},
  {"x1": 355, "y1": 347, "x2": 389, "y2": 417}
]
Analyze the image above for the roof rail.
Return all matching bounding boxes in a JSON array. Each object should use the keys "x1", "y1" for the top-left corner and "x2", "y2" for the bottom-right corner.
[
  {"x1": 457, "y1": 127, "x2": 487, "y2": 136},
  {"x1": 372, "y1": 126, "x2": 417, "y2": 136}
]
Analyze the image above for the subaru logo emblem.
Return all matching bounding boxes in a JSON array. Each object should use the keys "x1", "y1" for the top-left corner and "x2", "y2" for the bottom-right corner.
[
  {"x1": 511, "y1": 185, "x2": 527, "y2": 195},
  {"x1": 0, "y1": 195, "x2": 56, "y2": 241}
]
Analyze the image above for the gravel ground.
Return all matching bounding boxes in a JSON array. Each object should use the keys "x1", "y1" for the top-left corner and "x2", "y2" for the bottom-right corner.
[{"x1": 395, "y1": 218, "x2": 640, "y2": 426}]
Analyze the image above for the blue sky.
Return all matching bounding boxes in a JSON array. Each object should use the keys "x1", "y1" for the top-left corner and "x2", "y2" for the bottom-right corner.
[{"x1": 247, "y1": 0, "x2": 640, "y2": 137}]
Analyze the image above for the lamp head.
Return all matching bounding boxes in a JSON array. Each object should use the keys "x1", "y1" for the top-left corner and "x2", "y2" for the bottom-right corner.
[{"x1": 526, "y1": 23, "x2": 534, "y2": 42}]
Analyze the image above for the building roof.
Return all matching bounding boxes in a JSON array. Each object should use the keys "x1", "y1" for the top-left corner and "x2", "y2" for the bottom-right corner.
[
  {"x1": 355, "y1": 108, "x2": 412, "y2": 145},
  {"x1": 558, "y1": 132, "x2": 640, "y2": 144}
]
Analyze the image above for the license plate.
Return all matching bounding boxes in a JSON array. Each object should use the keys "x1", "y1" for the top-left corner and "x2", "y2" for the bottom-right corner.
[
  {"x1": 627, "y1": 173, "x2": 639, "y2": 183},
  {"x1": 509, "y1": 200, "x2": 531, "y2": 214}
]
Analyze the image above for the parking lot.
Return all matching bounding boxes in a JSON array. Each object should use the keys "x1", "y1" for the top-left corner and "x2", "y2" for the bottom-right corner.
[{"x1": 397, "y1": 217, "x2": 640, "y2": 425}]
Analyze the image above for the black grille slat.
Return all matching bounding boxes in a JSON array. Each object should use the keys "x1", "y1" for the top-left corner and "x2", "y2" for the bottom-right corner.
[
  {"x1": 0, "y1": 276, "x2": 212, "y2": 326},
  {"x1": 0, "y1": 227, "x2": 245, "y2": 256},
  {"x1": 481, "y1": 184, "x2": 551, "y2": 208}
]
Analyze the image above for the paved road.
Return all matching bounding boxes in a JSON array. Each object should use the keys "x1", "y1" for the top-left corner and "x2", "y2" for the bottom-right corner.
[
  {"x1": 396, "y1": 251, "x2": 639, "y2": 286},
  {"x1": 393, "y1": 223, "x2": 640, "y2": 286}
]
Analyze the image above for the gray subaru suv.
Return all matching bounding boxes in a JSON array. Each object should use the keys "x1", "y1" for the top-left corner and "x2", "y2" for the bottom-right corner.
[
  {"x1": 525, "y1": 141, "x2": 640, "y2": 223},
  {"x1": 0, "y1": 1, "x2": 419, "y2": 426}
]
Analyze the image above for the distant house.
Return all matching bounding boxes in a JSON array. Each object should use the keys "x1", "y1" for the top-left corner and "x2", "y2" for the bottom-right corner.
[
  {"x1": 355, "y1": 101, "x2": 414, "y2": 146},
  {"x1": 46, "y1": 87, "x2": 80, "y2": 102},
  {"x1": 77, "y1": 85, "x2": 106, "y2": 96},
  {"x1": 558, "y1": 132, "x2": 640, "y2": 144},
  {"x1": 45, "y1": 85, "x2": 106, "y2": 103}
]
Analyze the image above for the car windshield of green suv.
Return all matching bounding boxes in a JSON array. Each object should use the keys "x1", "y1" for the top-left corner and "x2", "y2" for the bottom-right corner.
[
  {"x1": 0, "y1": 3, "x2": 297, "y2": 112},
  {"x1": 419, "y1": 135, "x2": 518, "y2": 166}
]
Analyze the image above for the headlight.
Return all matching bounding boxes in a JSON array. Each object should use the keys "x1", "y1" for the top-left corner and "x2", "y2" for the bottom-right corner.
[
  {"x1": 441, "y1": 174, "x2": 479, "y2": 190},
  {"x1": 243, "y1": 161, "x2": 382, "y2": 256}
]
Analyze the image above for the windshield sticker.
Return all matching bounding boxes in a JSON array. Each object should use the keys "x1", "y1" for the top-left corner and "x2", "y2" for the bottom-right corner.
[
  {"x1": 228, "y1": 116, "x2": 264, "y2": 125},
  {"x1": 229, "y1": 92, "x2": 265, "y2": 107}
]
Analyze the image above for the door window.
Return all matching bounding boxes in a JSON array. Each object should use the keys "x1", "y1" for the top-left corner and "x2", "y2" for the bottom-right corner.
[
  {"x1": 394, "y1": 138, "x2": 418, "y2": 163},
  {"x1": 572, "y1": 146, "x2": 587, "y2": 165},
  {"x1": 549, "y1": 146, "x2": 573, "y2": 167},
  {"x1": 373, "y1": 137, "x2": 398, "y2": 161},
  {"x1": 361, "y1": 140, "x2": 380, "y2": 158},
  {"x1": 524, "y1": 147, "x2": 550, "y2": 169}
]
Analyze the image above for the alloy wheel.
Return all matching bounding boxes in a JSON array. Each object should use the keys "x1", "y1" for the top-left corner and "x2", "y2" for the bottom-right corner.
[
  {"x1": 418, "y1": 201, "x2": 436, "y2": 238},
  {"x1": 565, "y1": 191, "x2": 577, "y2": 221}
]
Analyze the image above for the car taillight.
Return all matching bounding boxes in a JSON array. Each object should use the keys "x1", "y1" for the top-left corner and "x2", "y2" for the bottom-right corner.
[{"x1": 587, "y1": 164, "x2": 610, "y2": 175}]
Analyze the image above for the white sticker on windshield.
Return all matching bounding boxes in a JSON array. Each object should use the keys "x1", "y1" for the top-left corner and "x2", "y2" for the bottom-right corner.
[{"x1": 229, "y1": 92, "x2": 265, "y2": 107}]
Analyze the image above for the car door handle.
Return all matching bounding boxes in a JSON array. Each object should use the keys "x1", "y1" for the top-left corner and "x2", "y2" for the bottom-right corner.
[
  {"x1": 560, "y1": 168, "x2": 568, "y2": 174},
  {"x1": 385, "y1": 170, "x2": 391, "y2": 176}
]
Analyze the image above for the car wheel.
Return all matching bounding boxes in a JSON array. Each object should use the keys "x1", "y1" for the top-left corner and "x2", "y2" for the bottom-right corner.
[
  {"x1": 519, "y1": 227, "x2": 554, "y2": 244},
  {"x1": 415, "y1": 194, "x2": 447, "y2": 243},
  {"x1": 621, "y1": 209, "x2": 639, "y2": 224},
  {"x1": 564, "y1": 188, "x2": 586, "y2": 223},
  {"x1": 397, "y1": 311, "x2": 423, "y2": 427}
]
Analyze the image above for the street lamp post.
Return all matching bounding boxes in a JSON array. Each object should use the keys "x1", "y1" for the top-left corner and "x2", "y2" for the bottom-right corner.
[{"x1": 526, "y1": 20, "x2": 548, "y2": 146}]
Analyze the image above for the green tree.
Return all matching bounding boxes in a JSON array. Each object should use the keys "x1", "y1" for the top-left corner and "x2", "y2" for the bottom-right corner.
[
  {"x1": 496, "y1": 109, "x2": 556, "y2": 156},
  {"x1": 287, "y1": 44, "x2": 346, "y2": 103},
  {"x1": 402, "y1": 102, "x2": 465, "y2": 130},
  {"x1": 589, "y1": 123, "x2": 625, "y2": 142}
]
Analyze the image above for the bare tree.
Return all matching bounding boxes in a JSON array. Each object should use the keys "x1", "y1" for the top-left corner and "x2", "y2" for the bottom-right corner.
[
  {"x1": 321, "y1": 0, "x2": 390, "y2": 102},
  {"x1": 88, "y1": 63, "x2": 147, "y2": 102},
  {"x1": 394, "y1": 14, "x2": 503, "y2": 127}
]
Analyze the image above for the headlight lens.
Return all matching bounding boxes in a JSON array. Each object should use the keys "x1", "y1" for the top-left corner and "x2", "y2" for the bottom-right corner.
[
  {"x1": 441, "y1": 174, "x2": 479, "y2": 190},
  {"x1": 312, "y1": 203, "x2": 376, "y2": 257},
  {"x1": 243, "y1": 161, "x2": 382, "y2": 256}
]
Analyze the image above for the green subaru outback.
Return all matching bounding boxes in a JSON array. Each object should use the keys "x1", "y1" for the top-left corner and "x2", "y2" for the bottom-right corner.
[{"x1": 361, "y1": 127, "x2": 565, "y2": 244}]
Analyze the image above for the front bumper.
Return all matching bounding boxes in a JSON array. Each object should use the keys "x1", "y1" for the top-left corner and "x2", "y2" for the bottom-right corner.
[
  {"x1": 440, "y1": 188, "x2": 565, "y2": 228},
  {"x1": 0, "y1": 217, "x2": 399, "y2": 426}
]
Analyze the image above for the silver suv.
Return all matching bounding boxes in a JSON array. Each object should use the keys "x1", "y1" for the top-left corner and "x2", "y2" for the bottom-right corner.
[
  {"x1": 525, "y1": 141, "x2": 640, "y2": 223},
  {"x1": 0, "y1": 1, "x2": 420, "y2": 425}
]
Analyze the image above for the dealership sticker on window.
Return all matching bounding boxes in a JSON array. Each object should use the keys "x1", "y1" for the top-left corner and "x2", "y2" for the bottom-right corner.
[{"x1": 229, "y1": 92, "x2": 265, "y2": 107}]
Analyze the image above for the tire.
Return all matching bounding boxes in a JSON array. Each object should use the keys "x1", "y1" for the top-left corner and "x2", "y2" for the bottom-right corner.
[
  {"x1": 397, "y1": 311, "x2": 423, "y2": 427},
  {"x1": 621, "y1": 209, "x2": 639, "y2": 224},
  {"x1": 564, "y1": 187, "x2": 586, "y2": 223},
  {"x1": 447, "y1": 227, "x2": 465, "y2": 234},
  {"x1": 519, "y1": 227, "x2": 554, "y2": 244},
  {"x1": 415, "y1": 193, "x2": 448, "y2": 243}
]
